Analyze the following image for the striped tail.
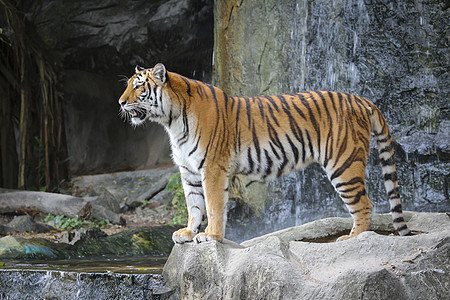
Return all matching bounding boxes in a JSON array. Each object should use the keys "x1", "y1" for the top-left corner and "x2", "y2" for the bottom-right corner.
[{"x1": 370, "y1": 107, "x2": 412, "y2": 236}]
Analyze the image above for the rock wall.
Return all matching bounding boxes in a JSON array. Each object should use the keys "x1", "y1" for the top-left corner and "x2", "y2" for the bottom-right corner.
[
  {"x1": 27, "y1": 0, "x2": 214, "y2": 174},
  {"x1": 214, "y1": 0, "x2": 449, "y2": 242}
]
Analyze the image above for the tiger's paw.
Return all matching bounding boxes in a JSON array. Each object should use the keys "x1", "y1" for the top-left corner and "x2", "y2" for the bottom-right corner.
[
  {"x1": 336, "y1": 234, "x2": 351, "y2": 241},
  {"x1": 172, "y1": 228, "x2": 195, "y2": 244},
  {"x1": 194, "y1": 233, "x2": 223, "y2": 244}
]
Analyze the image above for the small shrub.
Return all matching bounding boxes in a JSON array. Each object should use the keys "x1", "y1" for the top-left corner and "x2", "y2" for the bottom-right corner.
[{"x1": 165, "y1": 172, "x2": 188, "y2": 225}]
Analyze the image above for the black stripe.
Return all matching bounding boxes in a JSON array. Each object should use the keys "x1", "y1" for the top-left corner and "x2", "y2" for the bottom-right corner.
[
  {"x1": 339, "y1": 185, "x2": 361, "y2": 194},
  {"x1": 291, "y1": 97, "x2": 307, "y2": 120},
  {"x1": 263, "y1": 149, "x2": 273, "y2": 179},
  {"x1": 305, "y1": 130, "x2": 314, "y2": 159},
  {"x1": 286, "y1": 134, "x2": 299, "y2": 164},
  {"x1": 384, "y1": 172, "x2": 398, "y2": 182},
  {"x1": 180, "y1": 77, "x2": 192, "y2": 97},
  {"x1": 247, "y1": 148, "x2": 254, "y2": 174},
  {"x1": 267, "y1": 119, "x2": 282, "y2": 148},
  {"x1": 391, "y1": 204, "x2": 403, "y2": 213},
  {"x1": 180, "y1": 165, "x2": 199, "y2": 175},
  {"x1": 377, "y1": 135, "x2": 391, "y2": 144},
  {"x1": 168, "y1": 110, "x2": 173, "y2": 127},
  {"x1": 188, "y1": 135, "x2": 201, "y2": 157},
  {"x1": 335, "y1": 177, "x2": 365, "y2": 189},
  {"x1": 185, "y1": 180, "x2": 202, "y2": 188},
  {"x1": 393, "y1": 217, "x2": 405, "y2": 223},
  {"x1": 333, "y1": 127, "x2": 348, "y2": 169},
  {"x1": 327, "y1": 91, "x2": 339, "y2": 116},
  {"x1": 252, "y1": 124, "x2": 261, "y2": 167},
  {"x1": 330, "y1": 148, "x2": 363, "y2": 182},
  {"x1": 266, "y1": 96, "x2": 280, "y2": 112},
  {"x1": 324, "y1": 128, "x2": 333, "y2": 169},
  {"x1": 278, "y1": 95, "x2": 290, "y2": 111},
  {"x1": 317, "y1": 91, "x2": 333, "y2": 167},
  {"x1": 310, "y1": 91, "x2": 322, "y2": 118},
  {"x1": 379, "y1": 143, "x2": 393, "y2": 154},
  {"x1": 223, "y1": 91, "x2": 229, "y2": 111},
  {"x1": 245, "y1": 97, "x2": 251, "y2": 128},
  {"x1": 300, "y1": 93, "x2": 321, "y2": 157},
  {"x1": 235, "y1": 98, "x2": 241, "y2": 138},
  {"x1": 346, "y1": 189, "x2": 366, "y2": 205},
  {"x1": 207, "y1": 84, "x2": 219, "y2": 114},
  {"x1": 198, "y1": 135, "x2": 212, "y2": 169},
  {"x1": 396, "y1": 224, "x2": 408, "y2": 232},
  {"x1": 269, "y1": 141, "x2": 281, "y2": 160},
  {"x1": 388, "y1": 187, "x2": 400, "y2": 198},
  {"x1": 277, "y1": 148, "x2": 288, "y2": 177},
  {"x1": 350, "y1": 208, "x2": 363, "y2": 215},
  {"x1": 177, "y1": 106, "x2": 190, "y2": 145},
  {"x1": 380, "y1": 156, "x2": 394, "y2": 166},
  {"x1": 256, "y1": 97, "x2": 265, "y2": 119},
  {"x1": 265, "y1": 98, "x2": 280, "y2": 127}
]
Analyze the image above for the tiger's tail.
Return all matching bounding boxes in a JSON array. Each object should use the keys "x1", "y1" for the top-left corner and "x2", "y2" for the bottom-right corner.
[{"x1": 370, "y1": 105, "x2": 412, "y2": 236}]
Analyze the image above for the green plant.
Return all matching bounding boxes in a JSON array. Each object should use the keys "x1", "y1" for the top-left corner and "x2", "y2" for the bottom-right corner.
[
  {"x1": 43, "y1": 214, "x2": 110, "y2": 231},
  {"x1": 165, "y1": 172, "x2": 188, "y2": 225},
  {"x1": 164, "y1": 173, "x2": 248, "y2": 226}
]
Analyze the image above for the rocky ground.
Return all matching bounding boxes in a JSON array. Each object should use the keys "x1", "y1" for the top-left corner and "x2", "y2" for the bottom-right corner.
[{"x1": 0, "y1": 165, "x2": 180, "y2": 244}]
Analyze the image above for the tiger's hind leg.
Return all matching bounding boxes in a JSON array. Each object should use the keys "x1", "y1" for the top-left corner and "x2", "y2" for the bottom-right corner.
[{"x1": 329, "y1": 164, "x2": 374, "y2": 241}]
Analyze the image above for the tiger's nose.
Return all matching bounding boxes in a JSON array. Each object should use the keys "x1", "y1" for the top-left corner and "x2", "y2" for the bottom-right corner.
[{"x1": 119, "y1": 99, "x2": 127, "y2": 106}]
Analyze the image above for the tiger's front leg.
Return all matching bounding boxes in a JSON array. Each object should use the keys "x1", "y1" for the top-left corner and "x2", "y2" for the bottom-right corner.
[
  {"x1": 172, "y1": 168, "x2": 205, "y2": 244},
  {"x1": 194, "y1": 166, "x2": 229, "y2": 243}
]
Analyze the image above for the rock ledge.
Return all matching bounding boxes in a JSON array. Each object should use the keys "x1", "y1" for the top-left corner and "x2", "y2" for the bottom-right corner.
[{"x1": 163, "y1": 212, "x2": 449, "y2": 300}]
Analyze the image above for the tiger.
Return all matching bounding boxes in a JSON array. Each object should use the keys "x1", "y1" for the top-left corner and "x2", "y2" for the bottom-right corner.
[{"x1": 118, "y1": 63, "x2": 412, "y2": 244}]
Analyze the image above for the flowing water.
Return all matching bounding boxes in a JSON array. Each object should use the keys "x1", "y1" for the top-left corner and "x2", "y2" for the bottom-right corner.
[
  {"x1": 0, "y1": 255, "x2": 167, "y2": 274},
  {"x1": 0, "y1": 256, "x2": 168, "y2": 299}
]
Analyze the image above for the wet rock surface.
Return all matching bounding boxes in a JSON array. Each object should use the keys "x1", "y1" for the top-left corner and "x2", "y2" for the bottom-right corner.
[
  {"x1": 163, "y1": 212, "x2": 450, "y2": 300},
  {"x1": 0, "y1": 225, "x2": 179, "y2": 260},
  {"x1": 0, "y1": 270, "x2": 168, "y2": 299},
  {"x1": 215, "y1": 0, "x2": 449, "y2": 242}
]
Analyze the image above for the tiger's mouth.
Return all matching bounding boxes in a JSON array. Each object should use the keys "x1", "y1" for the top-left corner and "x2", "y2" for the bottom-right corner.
[{"x1": 128, "y1": 109, "x2": 146, "y2": 120}]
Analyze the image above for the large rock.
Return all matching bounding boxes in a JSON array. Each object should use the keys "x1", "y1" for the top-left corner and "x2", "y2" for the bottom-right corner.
[
  {"x1": 0, "y1": 189, "x2": 123, "y2": 225},
  {"x1": 163, "y1": 212, "x2": 450, "y2": 299},
  {"x1": 6, "y1": 215, "x2": 55, "y2": 234},
  {"x1": 71, "y1": 166, "x2": 179, "y2": 209},
  {"x1": 214, "y1": 0, "x2": 449, "y2": 242}
]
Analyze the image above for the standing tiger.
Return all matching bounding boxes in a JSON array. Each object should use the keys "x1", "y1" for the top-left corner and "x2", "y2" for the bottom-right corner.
[{"x1": 119, "y1": 63, "x2": 412, "y2": 243}]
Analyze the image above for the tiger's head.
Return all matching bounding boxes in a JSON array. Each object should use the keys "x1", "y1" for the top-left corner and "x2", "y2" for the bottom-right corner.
[{"x1": 119, "y1": 63, "x2": 169, "y2": 126}]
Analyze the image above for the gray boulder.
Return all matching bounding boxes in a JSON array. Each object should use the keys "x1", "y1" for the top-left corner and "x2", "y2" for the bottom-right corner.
[
  {"x1": 0, "y1": 224, "x2": 13, "y2": 236},
  {"x1": 85, "y1": 186, "x2": 121, "y2": 213},
  {"x1": 7, "y1": 215, "x2": 55, "y2": 233},
  {"x1": 163, "y1": 212, "x2": 450, "y2": 299},
  {"x1": 72, "y1": 166, "x2": 178, "y2": 209},
  {"x1": 0, "y1": 189, "x2": 123, "y2": 225}
]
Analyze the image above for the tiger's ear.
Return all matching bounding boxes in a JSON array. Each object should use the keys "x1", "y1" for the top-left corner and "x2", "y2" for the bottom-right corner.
[
  {"x1": 152, "y1": 63, "x2": 167, "y2": 85},
  {"x1": 135, "y1": 65, "x2": 145, "y2": 73}
]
